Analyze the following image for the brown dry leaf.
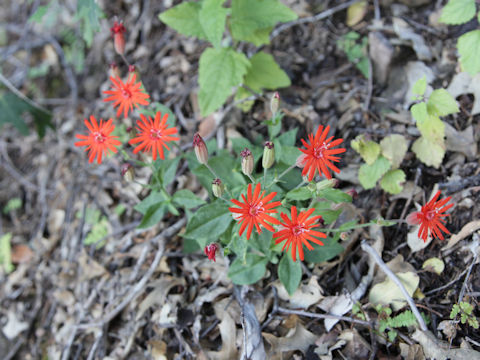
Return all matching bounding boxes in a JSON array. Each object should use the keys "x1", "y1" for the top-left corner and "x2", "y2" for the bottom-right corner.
[
  {"x1": 338, "y1": 329, "x2": 371, "y2": 360},
  {"x1": 369, "y1": 32, "x2": 394, "y2": 85},
  {"x1": 412, "y1": 329, "x2": 480, "y2": 360},
  {"x1": 273, "y1": 276, "x2": 324, "y2": 308},
  {"x1": 263, "y1": 316, "x2": 318, "y2": 358},
  {"x1": 437, "y1": 320, "x2": 457, "y2": 340},
  {"x1": 399, "y1": 342, "x2": 425, "y2": 360},
  {"x1": 11, "y1": 244, "x2": 34, "y2": 264},
  {"x1": 148, "y1": 339, "x2": 167, "y2": 360},
  {"x1": 2, "y1": 311, "x2": 28, "y2": 340},
  {"x1": 78, "y1": 250, "x2": 107, "y2": 280},
  {"x1": 447, "y1": 72, "x2": 480, "y2": 115},
  {"x1": 443, "y1": 220, "x2": 480, "y2": 250},
  {"x1": 393, "y1": 18, "x2": 432, "y2": 61},
  {"x1": 346, "y1": 1, "x2": 367, "y2": 27},
  {"x1": 445, "y1": 124, "x2": 476, "y2": 159},
  {"x1": 207, "y1": 312, "x2": 237, "y2": 360}
]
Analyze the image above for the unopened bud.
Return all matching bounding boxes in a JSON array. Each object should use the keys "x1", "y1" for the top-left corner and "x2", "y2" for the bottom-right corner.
[
  {"x1": 316, "y1": 179, "x2": 337, "y2": 191},
  {"x1": 296, "y1": 154, "x2": 307, "y2": 168},
  {"x1": 212, "y1": 178, "x2": 224, "y2": 197},
  {"x1": 193, "y1": 133, "x2": 208, "y2": 164},
  {"x1": 340, "y1": 232, "x2": 349, "y2": 241},
  {"x1": 204, "y1": 243, "x2": 219, "y2": 262},
  {"x1": 240, "y1": 148, "x2": 254, "y2": 176},
  {"x1": 346, "y1": 188, "x2": 358, "y2": 200},
  {"x1": 121, "y1": 163, "x2": 134, "y2": 182},
  {"x1": 262, "y1": 141, "x2": 275, "y2": 169},
  {"x1": 111, "y1": 21, "x2": 126, "y2": 55},
  {"x1": 109, "y1": 63, "x2": 120, "y2": 78},
  {"x1": 318, "y1": 217, "x2": 325, "y2": 227},
  {"x1": 270, "y1": 92, "x2": 280, "y2": 116}
]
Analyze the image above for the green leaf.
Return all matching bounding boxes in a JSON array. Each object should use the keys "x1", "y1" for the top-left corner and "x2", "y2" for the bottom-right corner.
[
  {"x1": 412, "y1": 136, "x2": 445, "y2": 168},
  {"x1": 410, "y1": 102, "x2": 428, "y2": 123},
  {"x1": 29, "y1": 4, "x2": 50, "y2": 23},
  {"x1": 311, "y1": 205, "x2": 342, "y2": 225},
  {"x1": 84, "y1": 217, "x2": 109, "y2": 248},
  {"x1": 199, "y1": 0, "x2": 228, "y2": 47},
  {"x1": 380, "y1": 169, "x2": 406, "y2": 194},
  {"x1": 351, "y1": 135, "x2": 381, "y2": 165},
  {"x1": 228, "y1": 253, "x2": 268, "y2": 285},
  {"x1": 172, "y1": 189, "x2": 206, "y2": 209},
  {"x1": 417, "y1": 114, "x2": 445, "y2": 144},
  {"x1": 156, "y1": 157, "x2": 181, "y2": 187},
  {"x1": 358, "y1": 156, "x2": 391, "y2": 189},
  {"x1": 241, "y1": 27, "x2": 272, "y2": 46},
  {"x1": 0, "y1": 233, "x2": 14, "y2": 273},
  {"x1": 457, "y1": 30, "x2": 480, "y2": 75},
  {"x1": 439, "y1": 0, "x2": 476, "y2": 25},
  {"x1": 411, "y1": 76, "x2": 427, "y2": 99},
  {"x1": 138, "y1": 202, "x2": 168, "y2": 229},
  {"x1": 427, "y1": 89, "x2": 459, "y2": 117},
  {"x1": 243, "y1": 51, "x2": 291, "y2": 92},
  {"x1": 0, "y1": 91, "x2": 53, "y2": 138},
  {"x1": 279, "y1": 146, "x2": 301, "y2": 165},
  {"x1": 285, "y1": 187, "x2": 312, "y2": 201},
  {"x1": 317, "y1": 188, "x2": 352, "y2": 203},
  {"x1": 230, "y1": 0, "x2": 297, "y2": 44},
  {"x1": 198, "y1": 47, "x2": 250, "y2": 116},
  {"x1": 303, "y1": 239, "x2": 344, "y2": 263},
  {"x1": 248, "y1": 230, "x2": 272, "y2": 256},
  {"x1": 134, "y1": 191, "x2": 166, "y2": 214},
  {"x1": 277, "y1": 128, "x2": 298, "y2": 147},
  {"x1": 184, "y1": 202, "x2": 232, "y2": 240},
  {"x1": 76, "y1": 0, "x2": 104, "y2": 46},
  {"x1": 278, "y1": 254, "x2": 302, "y2": 295},
  {"x1": 159, "y1": 2, "x2": 206, "y2": 40},
  {"x1": 380, "y1": 134, "x2": 408, "y2": 169},
  {"x1": 3, "y1": 198, "x2": 22, "y2": 214}
]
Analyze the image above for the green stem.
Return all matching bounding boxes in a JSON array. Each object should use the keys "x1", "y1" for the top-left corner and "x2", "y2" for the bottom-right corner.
[
  {"x1": 248, "y1": 174, "x2": 256, "y2": 184},
  {"x1": 267, "y1": 164, "x2": 297, "y2": 189},
  {"x1": 205, "y1": 163, "x2": 233, "y2": 197},
  {"x1": 263, "y1": 167, "x2": 267, "y2": 186}
]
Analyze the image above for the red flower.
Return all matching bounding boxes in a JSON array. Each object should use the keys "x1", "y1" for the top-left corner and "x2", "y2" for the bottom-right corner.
[
  {"x1": 273, "y1": 206, "x2": 326, "y2": 262},
  {"x1": 204, "y1": 243, "x2": 219, "y2": 262},
  {"x1": 298, "y1": 125, "x2": 346, "y2": 181},
  {"x1": 110, "y1": 21, "x2": 126, "y2": 55},
  {"x1": 74, "y1": 116, "x2": 121, "y2": 164},
  {"x1": 128, "y1": 111, "x2": 179, "y2": 160},
  {"x1": 406, "y1": 191, "x2": 453, "y2": 242},
  {"x1": 229, "y1": 183, "x2": 281, "y2": 240},
  {"x1": 103, "y1": 74, "x2": 150, "y2": 118}
]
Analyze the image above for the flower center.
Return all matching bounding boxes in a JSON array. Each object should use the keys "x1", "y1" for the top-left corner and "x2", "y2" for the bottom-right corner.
[
  {"x1": 150, "y1": 129, "x2": 162, "y2": 140},
  {"x1": 313, "y1": 143, "x2": 328, "y2": 159},
  {"x1": 292, "y1": 224, "x2": 306, "y2": 236},
  {"x1": 121, "y1": 87, "x2": 132, "y2": 98},
  {"x1": 249, "y1": 202, "x2": 264, "y2": 217},
  {"x1": 425, "y1": 210, "x2": 436, "y2": 221},
  {"x1": 93, "y1": 131, "x2": 106, "y2": 143}
]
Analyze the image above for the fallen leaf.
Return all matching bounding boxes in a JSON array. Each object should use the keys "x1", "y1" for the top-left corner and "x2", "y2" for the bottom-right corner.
[
  {"x1": 393, "y1": 18, "x2": 432, "y2": 61},
  {"x1": 412, "y1": 329, "x2": 480, "y2": 360},
  {"x1": 422, "y1": 257, "x2": 445, "y2": 275},
  {"x1": 338, "y1": 329, "x2": 372, "y2": 360},
  {"x1": 274, "y1": 276, "x2": 324, "y2": 308},
  {"x1": 437, "y1": 320, "x2": 457, "y2": 339},
  {"x1": 2, "y1": 311, "x2": 29, "y2": 340},
  {"x1": 443, "y1": 220, "x2": 480, "y2": 250},
  {"x1": 346, "y1": 1, "x2": 367, "y2": 27},
  {"x1": 447, "y1": 72, "x2": 480, "y2": 115},
  {"x1": 318, "y1": 295, "x2": 353, "y2": 331},
  {"x1": 11, "y1": 244, "x2": 34, "y2": 264},
  {"x1": 207, "y1": 312, "x2": 237, "y2": 360},
  {"x1": 445, "y1": 123, "x2": 476, "y2": 159}
]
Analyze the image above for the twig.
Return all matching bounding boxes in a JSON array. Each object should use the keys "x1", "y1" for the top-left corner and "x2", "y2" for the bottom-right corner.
[
  {"x1": 277, "y1": 307, "x2": 371, "y2": 327},
  {"x1": 361, "y1": 240, "x2": 428, "y2": 331},
  {"x1": 425, "y1": 267, "x2": 469, "y2": 296},
  {"x1": 459, "y1": 250, "x2": 477, "y2": 303},
  {"x1": 270, "y1": 0, "x2": 361, "y2": 39},
  {"x1": 438, "y1": 173, "x2": 480, "y2": 193}
]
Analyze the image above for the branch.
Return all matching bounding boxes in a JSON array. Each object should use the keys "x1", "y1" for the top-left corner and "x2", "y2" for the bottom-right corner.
[{"x1": 361, "y1": 240, "x2": 427, "y2": 332}]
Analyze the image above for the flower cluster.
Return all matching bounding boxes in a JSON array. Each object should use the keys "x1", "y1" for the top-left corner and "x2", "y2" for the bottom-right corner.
[{"x1": 75, "y1": 21, "x2": 179, "y2": 165}]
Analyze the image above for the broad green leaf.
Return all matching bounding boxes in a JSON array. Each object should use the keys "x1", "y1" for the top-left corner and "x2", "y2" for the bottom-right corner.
[
  {"x1": 427, "y1": 88, "x2": 459, "y2": 117},
  {"x1": 351, "y1": 135, "x2": 381, "y2": 165},
  {"x1": 410, "y1": 102, "x2": 428, "y2": 123},
  {"x1": 412, "y1": 136, "x2": 445, "y2": 168},
  {"x1": 457, "y1": 30, "x2": 480, "y2": 75},
  {"x1": 380, "y1": 169, "x2": 406, "y2": 195},
  {"x1": 279, "y1": 146, "x2": 301, "y2": 165},
  {"x1": 172, "y1": 189, "x2": 206, "y2": 209},
  {"x1": 439, "y1": 0, "x2": 476, "y2": 25},
  {"x1": 278, "y1": 254, "x2": 302, "y2": 295},
  {"x1": 134, "y1": 191, "x2": 166, "y2": 214},
  {"x1": 417, "y1": 114, "x2": 445, "y2": 144},
  {"x1": 228, "y1": 253, "x2": 268, "y2": 285},
  {"x1": 76, "y1": 0, "x2": 104, "y2": 46},
  {"x1": 358, "y1": 156, "x2": 391, "y2": 189},
  {"x1": 285, "y1": 187, "x2": 312, "y2": 201},
  {"x1": 159, "y1": 2, "x2": 206, "y2": 40},
  {"x1": 230, "y1": 0, "x2": 297, "y2": 43},
  {"x1": 199, "y1": 0, "x2": 228, "y2": 47},
  {"x1": 0, "y1": 233, "x2": 14, "y2": 273},
  {"x1": 311, "y1": 203, "x2": 342, "y2": 225},
  {"x1": 0, "y1": 92, "x2": 53, "y2": 138},
  {"x1": 317, "y1": 188, "x2": 352, "y2": 203},
  {"x1": 277, "y1": 128, "x2": 298, "y2": 147},
  {"x1": 248, "y1": 230, "x2": 272, "y2": 256},
  {"x1": 411, "y1": 76, "x2": 427, "y2": 99},
  {"x1": 243, "y1": 51, "x2": 291, "y2": 91},
  {"x1": 303, "y1": 239, "x2": 344, "y2": 263},
  {"x1": 241, "y1": 27, "x2": 272, "y2": 46},
  {"x1": 138, "y1": 202, "x2": 167, "y2": 229},
  {"x1": 184, "y1": 202, "x2": 232, "y2": 240},
  {"x1": 380, "y1": 134, "x2": 408, "y2": 169},
  {"x1": 198, "y1": 47, "x2": 250, "y2": 116}
]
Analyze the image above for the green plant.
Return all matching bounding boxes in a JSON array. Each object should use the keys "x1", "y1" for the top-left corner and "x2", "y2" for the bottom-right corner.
[
  {"x1": 158, "y1": 0, "x2": 296, "y2": 116},
  {"x1": 440, "y1": 0, "x2": 480, "y2": 75},
  {"x1": 0, "y1": 233, "x2": 14, "y2": 274},
  {"x1": 3, "y1": 198, "x2": 22, "y2": 215},
  {"x1": 375, "y1": 305, "x2": 428, "y2": 343},
  {"x1": 410, "y1": 76, "x2": 459, "y2": 168},
  {"x1": 450, "y1": 301, "x2": 479, "y2": 329},
  {"x1": 336, "y1": 31, "x2": 369, "y2": 78},
  {"x1": 351, "y1": 133, "x2": 408, "y2": 194}
]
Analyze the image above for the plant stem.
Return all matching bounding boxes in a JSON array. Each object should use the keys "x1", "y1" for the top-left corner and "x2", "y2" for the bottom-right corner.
[{"x1": 267, "y1": 164, "x2": 297, "y2": 188}]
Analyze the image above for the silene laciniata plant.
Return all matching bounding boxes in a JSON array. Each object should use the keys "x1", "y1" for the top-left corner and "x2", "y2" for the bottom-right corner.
[{"x1": 158, "y1": 0, "x2": 297, "y2": 116}]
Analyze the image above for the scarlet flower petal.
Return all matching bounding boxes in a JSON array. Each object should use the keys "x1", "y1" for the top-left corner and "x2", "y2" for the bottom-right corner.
[
  {"x1": 273, "y1": 206, "x2": 326, "y2": 262},
  {"x1": 103, "y1": 74, "x2": 150, "y2": 118},
  {"x1": 407, "y1": 191, "x2": 453, "y2": 242},
  {"x1": 74, "y1": 116, "x2": 120, "y2": 164},
  {"x1": 229, "y1": 183, "x2": 280, "y2": 240}
]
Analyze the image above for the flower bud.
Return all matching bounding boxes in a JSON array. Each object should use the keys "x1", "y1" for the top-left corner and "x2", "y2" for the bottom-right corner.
[
  {"x1": 110, "y1": 21, "x2": 126, "y2": 55},
  {"x1": 346, "y1": 188, "x2": 358, "y2": 200},
  {"x1": 212, "y1": 178, "x2": 224, "y2": 197},
  {"x1": 193, "y1": 133, "x2": 208, "y2": 165},
  {"x1": 296, "y1": 154, "x2": 307, "y2": 168},
  {"x1": 270, "y1": 92, "x2": 280, "y2": 116},
  {"x1": 316, "y1": 179, "x2": 337, "y2": 191},
  {"x1": 240, "y1": 148, "x2": 254, "y2": 176},
  {"x1": 204, "y1": 243, "x2": 219, "y2": 262},
  {"x1": 121, "y1": 163, "x2": 134, "y2": 182},
  {"x1": 109, "y1": 63, "x2": 120, "y2": 78},
  {"x1": 262, "y1": 141, "x2": 275, "y2": 169}
]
